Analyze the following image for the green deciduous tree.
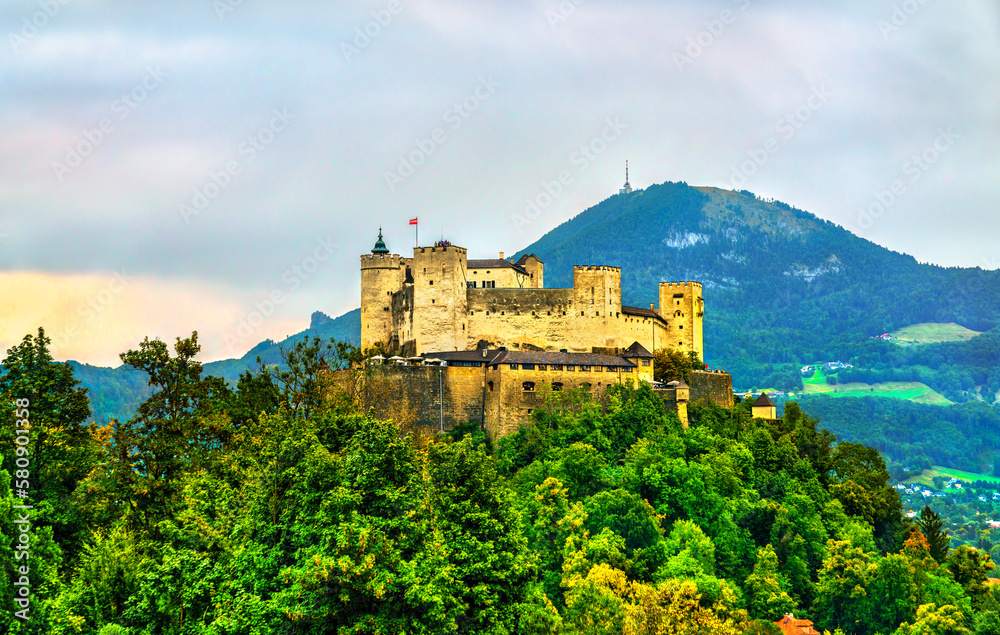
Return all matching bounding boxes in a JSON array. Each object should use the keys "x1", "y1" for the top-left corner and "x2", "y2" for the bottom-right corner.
[
  {"x1": 896, "y1": 603, "x2": 972, "y2": 635},
  {"x1": 745, "y1": 544, "x2": 796, "y2": 620},
  {"x1": 0, "y1": 328, "x2": 96, "y2": 557}
]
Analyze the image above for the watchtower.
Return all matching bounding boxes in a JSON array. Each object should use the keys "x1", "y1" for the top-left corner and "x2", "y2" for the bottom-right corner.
[
  {"x1": 410, "y1": 243, "x2": 469, "y2": 353},
  {"x1": 658, "y1": 281, "x2": 704, "y2": 359},
  {"x1": 360, "y1": 229, "x2": 404, "y2": 351},
  {"x1": 573, "y1": 265, "x2": 622, "y2": 318}
]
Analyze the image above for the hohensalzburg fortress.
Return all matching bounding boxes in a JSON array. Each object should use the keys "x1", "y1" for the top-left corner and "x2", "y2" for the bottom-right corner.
[{"x1": 360, "y1": 231, "x2": 705, "y2": 359}]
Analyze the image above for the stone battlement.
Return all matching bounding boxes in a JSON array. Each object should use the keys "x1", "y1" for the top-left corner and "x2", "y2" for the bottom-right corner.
[
  {"x1": 361, "y1": 253, "x2": 403, "y2": 268},
  {"x1": 659, "y1": 281, "x2": 702, "y2": 288},
  {"x1": 416, "y1": 245, "x2": 467, "y2": 255},
  {"x1": 574, "y1": 265, "x2": 621, "y2": 273}
]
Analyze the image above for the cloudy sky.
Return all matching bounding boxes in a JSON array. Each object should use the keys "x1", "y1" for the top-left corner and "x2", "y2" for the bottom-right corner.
[{"x1": 1, "y1": 0, "x2": 997, "y2": 366}]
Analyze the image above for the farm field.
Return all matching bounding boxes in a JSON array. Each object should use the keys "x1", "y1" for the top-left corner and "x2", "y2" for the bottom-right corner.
[
  {"x1": 903, "y1": 466, "x2": 1000, "y2": 488},
  {"x1": 802, "y1": 376, "x2": 951, "y2": 405},
  {"x1": 890, "y1": 322, "x2": 982, "y2": 345}
]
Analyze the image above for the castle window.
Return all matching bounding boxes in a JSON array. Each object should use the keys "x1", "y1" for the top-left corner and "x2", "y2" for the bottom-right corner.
[
  {"x1": 522, "y1": 364, "x2": 535, "y2": 370},
  {"x1": 423, "y1": 268, "x2": 426, "y2": 273},
  {"x1": 468, "y1": 282, "x2": 477, "y2": 288},
  {"x1": 622, "y1": 367, "x2": 632, "y2": 373},
  {"x1": 679, "y1": 325, "x2": 683, "y2": 329},
  {"x1": 538, "y1": 365, "x2": 547, "y2": 371},
  {"x1": 501, "y1": 311, "x2": 505, "y2": 315},
  {"x1": 462, "y1": 324, "x2": 465, "y2": 330},
  {"x1": 580, "y1": 365, "x2": 591, "y2": 372},
  {"x1": 532, "y1": 311, "x2": 535, "y2": 315},
  {"x1": 384, "y1": 307, "x2": 389, "y2": 312},
  {"x1": 488, "y1": 381, "x2": 494, "y2": 392},
  {"x1": 509, "y1": 364, "x2": 518, "y2": 370},
  {"x1": 527, "y1": 409, "x2": 533, "y2": 414},
  {"x1": 522, "y1": 382, "x2": 536, "y2": 392},
  {"x1": 486, "y1": 311, "x2": 490, "y2": 316},
  {"x1": 580, "y1": 382, "x2": 591, "y2": 390},
  {"x1": 470, "y1": 311, "x2": 474, "y2": 315},
  {"x1": 562, "y1": 311, "x2": 566, "y2": 315},
  {"x1": 548, "y1": 311, "x2": 551, "y2": 315},
  {"x1": 432, "y1": 300, "x2": 435, "y2": 304},
  {"x1": 566, "y1": 365, "x2": 575, "y2": 371},
  {"x1": 552, "y1": 382, "x2": 563, "y2": 391},
  {"x1": 642, "y1": 359, "x2": 651, "y2": 367},
  {"x1": 552, "y1": 364, "x2": 563, "y2": 371},
  {"x1": 581, "y1": 311, "x2": 585, "y2": 316}
]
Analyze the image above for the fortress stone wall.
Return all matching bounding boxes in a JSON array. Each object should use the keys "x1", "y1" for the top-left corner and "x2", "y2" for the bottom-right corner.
[
  {"x1": 361, "y1": 239, "x2": 705, "y2": 361},
  {"x1": 354, "y1": 232, "x2": 727, "y2": 439}
]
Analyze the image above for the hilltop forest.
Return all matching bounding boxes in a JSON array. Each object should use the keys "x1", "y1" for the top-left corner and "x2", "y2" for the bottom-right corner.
[{"x1": 4, "y1": 328, "x2": 1000, "y2": 635}]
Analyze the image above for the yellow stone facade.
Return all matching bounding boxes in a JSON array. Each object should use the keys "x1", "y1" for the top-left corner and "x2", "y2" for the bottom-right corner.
[{"x1": 360, "y1": 238, "x2": 706, "y2": 360}]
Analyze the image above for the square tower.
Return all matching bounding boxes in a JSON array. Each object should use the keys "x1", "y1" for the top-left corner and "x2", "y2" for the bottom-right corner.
[
  {"x1": 410, "y1": 244, "x2": 470, "y2": 353},
  {"x1": 658, "y1": 281, "x2": 704, "y2": 360}
]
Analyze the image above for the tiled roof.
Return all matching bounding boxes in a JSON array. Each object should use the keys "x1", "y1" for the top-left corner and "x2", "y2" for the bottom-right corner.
[
  {"x1": 753, "y1": 393, "x2": 776, "y2": 407},
  {"x1": 622, "y1": 306, "x2": 667, "y2": 323},
  {"x1": 422, "y1": 350, "x2": 505, "y2": 364},
  {"x1": 488, "y1": 350, "x2": 636, "y2": 368},
  {"x1": 467, "y1": 259, "x2": 529, "y2": 276},
  {"x1": 515, "y1": 253, "x2": 543, "y2": 265},
  {"x1": 621, "y1": 341, "x2": 654, "y2": 359},
  {"x1": 776, "y1": 615, "x2": 820, "y2": 635}
]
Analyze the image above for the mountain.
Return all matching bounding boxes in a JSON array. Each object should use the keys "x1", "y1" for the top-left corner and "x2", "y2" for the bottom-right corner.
[
  {"x1": 70, "y1": 308, "x2": 361, "y2": 422},
  {"x1": 201, "y1": 308, "x2": 360, "y2": 384},
  {"x1": 513, "y1": 182, "x2": 1000, "y2": 390}
]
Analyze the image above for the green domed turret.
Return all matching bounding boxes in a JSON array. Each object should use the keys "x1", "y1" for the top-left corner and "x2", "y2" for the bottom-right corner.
[{"x1": 371, "y1": 228, "x2": 390, "y2": 255}]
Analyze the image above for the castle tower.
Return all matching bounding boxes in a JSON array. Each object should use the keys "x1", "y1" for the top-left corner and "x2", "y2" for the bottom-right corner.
[
  {"x1": 410, "y1": 242, "x2": 469, "y2": 353},
  {"x1": 360, "y1": 229, "x2": 404, "y2": 351},
  {"x1": 573, "y1": 265, "x2": 622, "y2": 318},
  {"x1": 658, "y1": 281, "x2": 704, "y2": 360}
]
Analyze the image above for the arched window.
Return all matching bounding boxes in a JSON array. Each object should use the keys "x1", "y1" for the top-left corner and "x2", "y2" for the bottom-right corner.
[
  {"x1": 522, "y1": 381, "x2": 536, "y2": 392},
  {"x1": 552, "y1": 382, "x2": 563, "y2": 392}
]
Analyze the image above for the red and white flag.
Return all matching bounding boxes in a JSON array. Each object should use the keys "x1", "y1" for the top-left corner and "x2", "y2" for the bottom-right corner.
[{"x1": 409, "y1": 218, "x2": 418, "y2": 225}]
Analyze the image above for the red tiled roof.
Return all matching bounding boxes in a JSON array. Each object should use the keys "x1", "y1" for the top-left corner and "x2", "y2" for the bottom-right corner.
[{"x1": 776, "y1": 615, "x2": 819, "y2": 635}]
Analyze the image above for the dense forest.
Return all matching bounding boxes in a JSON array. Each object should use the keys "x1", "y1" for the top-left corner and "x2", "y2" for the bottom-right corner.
[
  {"x1": 4, "y1": 328, "x2": 1000, "y2": 634},
  {"x1": 797, "y1": 396, "x2": 1000, "y2": 475}
]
